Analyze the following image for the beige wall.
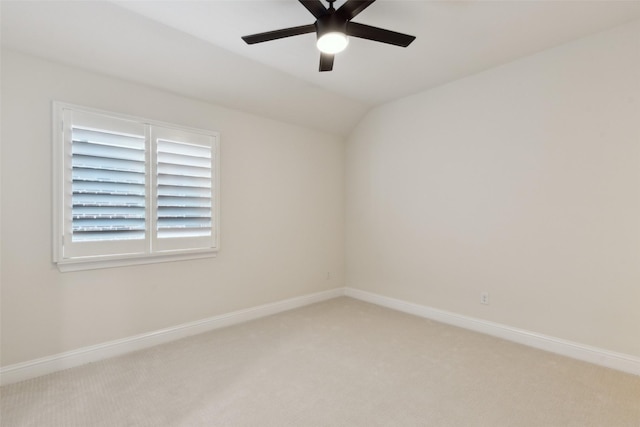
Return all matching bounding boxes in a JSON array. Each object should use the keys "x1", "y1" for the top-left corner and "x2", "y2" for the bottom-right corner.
[
  {"x1": 346, "y1": 21, "x2": 640, "y2": 357},
  {"x1": 0, "y1": 50, "x2": 345, "y2": 366},
  {"x1": 3, "y1": 19, "x2": 639, "y2": 369}
]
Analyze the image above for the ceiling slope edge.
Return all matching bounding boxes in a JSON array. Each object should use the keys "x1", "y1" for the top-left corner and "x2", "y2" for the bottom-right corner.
[{"x1": 0, "y1": 0, "x2": 369, "y2": 137}]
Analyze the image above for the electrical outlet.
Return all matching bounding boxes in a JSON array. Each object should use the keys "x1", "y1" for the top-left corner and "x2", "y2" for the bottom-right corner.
[
  {"x1": 480, "y1": 292, "x2": 490, "y2": 305},
  {"x1": 327, "y1": 272, "x2": 332, "y2": 280}
]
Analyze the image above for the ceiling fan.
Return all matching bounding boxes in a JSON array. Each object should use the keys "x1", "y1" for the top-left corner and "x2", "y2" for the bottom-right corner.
[{"x1": 241, "y1": 0, "x2": 416, "y2": 72}]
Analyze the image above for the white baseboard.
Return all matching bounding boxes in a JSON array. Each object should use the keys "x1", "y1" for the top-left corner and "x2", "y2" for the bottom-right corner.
[
  {"x1": 4, "y1": 286, "x2": 638, "y2": 386},
  {"x1": 0, "y1": 287, "x2": 345, "y2": 386},
  {"x1": 344, "y1": 287, "x2": 640, "y2": 377}
]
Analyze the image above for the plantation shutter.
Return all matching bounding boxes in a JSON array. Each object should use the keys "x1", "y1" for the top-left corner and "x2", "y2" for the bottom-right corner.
[
  {"x1": 71, "y1": 128, "x2": 146, "y2": 242},
  {"x1": 55, "y1": 103, "x2": 219, "y2": 268},
  {"x1": 152, "y1": 127, "x2": 216, "y2": 252},
  {"x1": 61, "y1": 109, "x2": 148, "y2": 259}
]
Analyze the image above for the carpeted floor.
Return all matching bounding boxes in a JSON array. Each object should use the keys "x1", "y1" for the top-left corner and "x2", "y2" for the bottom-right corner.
[{"x1": 1, "y1": 297, "x2": 639, "y2": 426}]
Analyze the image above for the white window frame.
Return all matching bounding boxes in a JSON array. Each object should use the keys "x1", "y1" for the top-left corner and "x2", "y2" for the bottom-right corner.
[{"x1": 52, "y1": 102, "x2": 220, "y2": 272}]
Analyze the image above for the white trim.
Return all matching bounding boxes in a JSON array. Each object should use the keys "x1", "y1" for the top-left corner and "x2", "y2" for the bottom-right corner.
[
  {"x1": 4, "y1": 287, "x2": 638, "y2": 386},
  {"x1": 56, "y1": 249, "x2": 217, "y2": 272},
  {"x1": 344, "y1": 287, "x2": 640, "y2": 377},
  {"x1": 0, "y1": 288, "x2": 344, "y2": 386}
]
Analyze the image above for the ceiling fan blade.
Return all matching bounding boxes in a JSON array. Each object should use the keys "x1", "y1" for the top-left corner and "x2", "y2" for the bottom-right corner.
[
  {"x1": 346, "y1": 22, "x2": 416, "y2": 47},
  {"x1": 299, "y1": 0, "x2": 327, "y2": 18},
  {"x1": 242, "y1": 24, "x2": 316, "y2": 44},
  {"x1": 319, "y1": 53, "x2": 334, "y2": 72},
  {"x1": 337, "y1": 0, "x2": 376, "y2": 21}
]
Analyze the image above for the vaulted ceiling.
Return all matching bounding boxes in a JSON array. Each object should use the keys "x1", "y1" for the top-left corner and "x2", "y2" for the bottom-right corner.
[{"x1": 3, "y1": 1, "x2": 640, "y2": 136}]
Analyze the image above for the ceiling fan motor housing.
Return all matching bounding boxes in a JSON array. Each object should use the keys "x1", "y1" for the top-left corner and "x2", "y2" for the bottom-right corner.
[{"x1": 315, "y1": 12, "x2": 347, "y2": 39}]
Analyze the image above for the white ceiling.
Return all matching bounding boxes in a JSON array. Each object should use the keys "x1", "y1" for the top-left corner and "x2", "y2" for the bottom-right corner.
[{"x1": 3, "y1": 1, "x2": 640, "y2": 136}]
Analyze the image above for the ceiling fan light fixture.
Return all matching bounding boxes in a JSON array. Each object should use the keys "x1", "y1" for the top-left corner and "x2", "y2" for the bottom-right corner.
[
  {"x1": 317, "y1": 32, "x2": 349, "y2": 54},
  {"x1": 241, "y1": 0, "x2": 416, "y2": 71}
]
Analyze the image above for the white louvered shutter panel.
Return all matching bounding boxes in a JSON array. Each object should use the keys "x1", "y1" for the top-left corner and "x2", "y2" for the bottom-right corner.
[
  {"x1": 152, "y1": 126, "x2": 217, "y2": 252},
  {"x1": 61, "y1": 109, "x2": 148, "y2": 259}
]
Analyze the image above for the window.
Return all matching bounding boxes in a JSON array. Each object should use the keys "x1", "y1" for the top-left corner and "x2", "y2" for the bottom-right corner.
[{"x1": 53, "y1": 102, "x2": 219, "y2": 271}]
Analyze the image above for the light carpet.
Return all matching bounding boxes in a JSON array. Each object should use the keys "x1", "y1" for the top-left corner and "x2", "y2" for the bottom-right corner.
[{"x1": 1, "y1": 297, "x2": 639, "y2": 426}]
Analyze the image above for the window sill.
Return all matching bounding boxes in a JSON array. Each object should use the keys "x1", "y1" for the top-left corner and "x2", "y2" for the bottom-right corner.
[{"x1": 55, "y1": 250, "x2": 217, "y2": 272}]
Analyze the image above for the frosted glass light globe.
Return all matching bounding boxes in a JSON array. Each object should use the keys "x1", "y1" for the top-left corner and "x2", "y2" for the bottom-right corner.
[{"x1": 316, "y1": 32, "x2": 349, "y2": 54}]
